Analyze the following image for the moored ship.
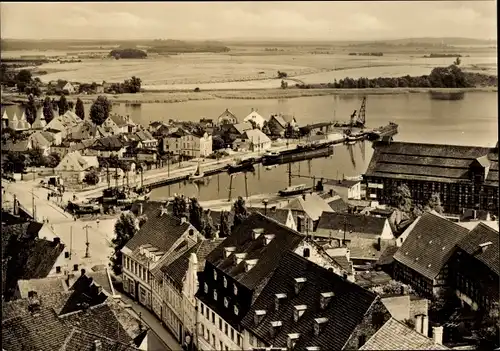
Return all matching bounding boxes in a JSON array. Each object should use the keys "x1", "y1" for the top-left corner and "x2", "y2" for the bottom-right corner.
[
  {"x1": 278, "y1": 184, "x2": 313, "y2": 197},
  {"x1": 366, "y1": 122, "x2": 399, "y2": 140},
  {"x1": 227, "y1": 157, "x2": 257, "y2": 174},
  {"x1": 262, "y1": 144, "x2": 333, "y2": 165}
]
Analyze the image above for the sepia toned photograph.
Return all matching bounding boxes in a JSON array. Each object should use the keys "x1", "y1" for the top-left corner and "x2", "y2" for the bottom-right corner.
[{"x1": 0, "y1": 1, "x2": 498, "y2": 350}]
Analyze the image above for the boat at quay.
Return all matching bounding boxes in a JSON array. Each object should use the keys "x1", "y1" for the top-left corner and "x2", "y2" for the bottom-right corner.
[{"x1": 261, "y1": 144, "x2": 334, "y2": 166}]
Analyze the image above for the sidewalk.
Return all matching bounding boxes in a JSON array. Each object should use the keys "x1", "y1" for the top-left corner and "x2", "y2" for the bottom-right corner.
[{"x1": 118, "y1": 290, "x2": 183, "y2": 351}]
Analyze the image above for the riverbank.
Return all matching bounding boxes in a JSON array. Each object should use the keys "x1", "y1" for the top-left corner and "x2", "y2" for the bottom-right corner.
[{"x1": 2, "y1": 86, "x2": 497, "y2": 105}]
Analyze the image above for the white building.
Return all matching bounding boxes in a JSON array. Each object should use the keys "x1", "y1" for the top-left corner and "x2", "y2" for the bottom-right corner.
[
  {"x1": 103, "y1": 114, "x2": 136, "y2": 135},
  {"x1": 54, "y1": 151, "x2": 99, "y2": 183},
  {"x1": 323, "y1": 179, "x2": 362, "y2": 200},
  {"x1": 235, "y1": 129, "x2": 271, "y2": 152},
  {"x1": 243, "y1": 109, "x2": 267, "y2": 129},
  {"x1": 164, "y1": 130, "x2": 213, "y2": 158}
]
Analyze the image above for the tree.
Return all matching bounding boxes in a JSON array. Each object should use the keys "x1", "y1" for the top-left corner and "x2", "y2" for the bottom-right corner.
[
  {"x1": 26, "y1": 148, "x2": 46, "y2": 167},
  {"x1": 83, "y1": 169, "x2": 100, "y2": 185},
  {"x1": 15, "y1": 69, "x2": 32, "y2": 92},
  {"x1": 454, "y1": 57, "x2": 461, "y2": 66},
  {"x1": 25, "y1": 94, "x2": 37, "y2": 126},
  {"x1": 392, "y1": 184, "x2": 412, "y2": 213},
  {"x1": 219, "y1": 211, "x2": 231, "y2": 237},
  {"x1": 189, "y1": 197, "x2": 205, "y2": 233},
  {"x1": 2, "y1": 152, "x2": 27, "y2": 174},
  {"x1": 172, "y1": 195, "x2": 188, "y2": 218},
  {"x1": 203, "y1": 210, "x2": 216, "y2": 239},
  {"x1": 424, "y1": 192, "x2": 444, "y2": 214},
  {"x1": 68, "y1": 101, "x2": 75, "y2": 111},
  {"x1": 262, "y1": 120, "x2": 271, "y2": 135},
  {"x1": 212, "y1": 135, "x2": 225, "y2": 150},
  {"x1": 42, "y1": 96, "x2": 55, "y2": 124},
  {"x1": 129, "y1": 76, "x2": 142, "y2": 93},
  {"x1": 90, "y1": 95, "x2": 112, "y2": 125},
  {"x1": 58, "y1": 94, "x2": 69, "y2": 116},
  {"x1": 110, "y1": 212, "x2": 138, "y2": 275},
  {"x1": 472, "y1": 301, "x2": 499, "y2": 349},
  {"x1": 281, "y1": 80, "x2": 288, "y2": 89},
  {"x1": 232, "y1": 196, "x2": 249, "y2": 227},
  {"x1": 75, "y1": 98, "x2": 85, "y2": 120},
  {"x1": 45, "y1": 152, "x2": 61, "y2": 168},
  {"x1": 284, "y1": 123, "x2": 295, "y2": 139},
  {"x1": 277, "y1": 71, "x2": 288, "y2": 79}
]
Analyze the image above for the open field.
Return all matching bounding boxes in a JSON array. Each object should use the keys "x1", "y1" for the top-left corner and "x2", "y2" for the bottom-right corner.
[{"x1": 27, "y1": 51, "x2": 496, "y2": 90}]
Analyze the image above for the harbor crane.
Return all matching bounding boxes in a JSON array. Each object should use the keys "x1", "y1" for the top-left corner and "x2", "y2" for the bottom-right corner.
[{"x1": 349, "y1": 96, "x2": 367, "y2": 128}]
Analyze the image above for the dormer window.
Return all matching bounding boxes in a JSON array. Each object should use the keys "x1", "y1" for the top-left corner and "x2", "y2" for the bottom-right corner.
[
  {"x1": 275, "y1": 293, "x2": 287, "y2": 311},
  {"x1": 314, "y1": 317, "x2": 328, "y2": 336},
  {"x1": 213, "y1": 289, "x2": 218, "y2": 301},
  {"x1": 214, "y1": 270, "x2": 218, "y2": 281},
  {"x1": 294, "y1": 277, "x2": 307, "y2": 295},
  {"x1": 245, "y1": 259, "x2": 259, "y2": 272},
  {"x1": 293, "y1": 305, "x2": 307, "y2": 322},
  {"x1": 234, "y1": 284, "x2": 238, "y2": 296},
  {"x1": 252, "y1": 228, "x2": 264, "y2": 240},
  {"x1": 224, "y1": 297, "x2": 229, "y2": 308},
  {"x1": 306, "y1": 347, "x2": 320, "y2": 351},
  {"x1": 264, "y1": 234, "x2": 275, "y2": 245},
  {"x1": 320, "y1": 292, "x2": 334, "y2": 310},
  {"x1": 287, "y1": 333, "x2": 300, "y2": 350},
  {"x1": 254, "y1": 310, "x2": 266, "y2": 325},
  {"x1": 270, "y1": 321, "x2": 282, "y2": 338},
  {"x1": 234, "y1": 253, "x2": 247, "y2": 265},
  {"x1": 223, "y1": 276, "x2": 228, "y2": 288},
  {"x1": 234, "y1": 305, "x2": 239, "y2": 316},
  {"x1": 224, "y1": 246, "x2": 236, "y2": 258},
  {"x1": 204, "y1": 283, "x2": 208, "y2": 294}
]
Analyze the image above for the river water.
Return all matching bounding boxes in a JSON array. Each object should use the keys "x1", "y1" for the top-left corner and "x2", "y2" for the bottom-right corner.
[{"x1": 4, "y1": 92, "x2": 497, "y2": 201}]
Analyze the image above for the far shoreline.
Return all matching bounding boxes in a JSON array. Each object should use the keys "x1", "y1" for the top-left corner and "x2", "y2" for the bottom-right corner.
[{"x1": 1, "y1": 87, "x2": 497, "y2": 105}]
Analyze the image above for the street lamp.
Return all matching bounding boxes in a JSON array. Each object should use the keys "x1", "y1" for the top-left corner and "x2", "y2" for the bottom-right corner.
[
  {"x1": 262, "y1": 199, "x2": 269, "y2": 216},
  {"x1": 83, "y1": 224, "x2": 92, "y2": 258}
]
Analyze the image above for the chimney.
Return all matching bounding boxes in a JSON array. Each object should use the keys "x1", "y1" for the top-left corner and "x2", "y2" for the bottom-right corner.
[
  {"x1": 294, "y1": 277, "x2": 306, "y2": 294},
  {"x1": 293, "y1": 305, "x2": 307, "y2": 322},
  {"x1": 422, "y1": 315, "x2": 429, "y2": 337},
  {"x1": 224, "y1": 246, "x2": 236, "y2": 258},
  {"x1": 234, "y1": 253, "x2": 247, "y2": 265},
  {"x1": 53, "y1": 237, "x2": 61, "y2": 246},
  {"x1": 28, "y1": 291, "x2": 41, "y2": 315},
  {"x1": 94, "y1": 340, "x2": 102, "y2": 351},
  {"x1": 138, "y1": 203, "x2": 143, "y2": 216},
  {"x1": 180, "y1": 216, "x2": 187, "y2": 224},
  {"x1": 432, "y1": 326, "x2": 443, "y2": 345},
  {"x1": 252, "y1": 228, "x2": 264, "y2": 240},
  {"x1": 479, "y1": 241, "x2": 493, "y2": 252},
  {"x1": 302, "y1": 194, "x2": 306, "y2": 200},
  {"x1": 81, "y1": 268, "x2": 86, "y2": 276},
  {"x1": 473, "y1": 209, "x2": 477, "y2": 220},
  {"x1": 270, "y1": 321, "x2": 282, "y2": 338},
  {"x1": 415, "y1": 314, "x2": 423, "y2": 334},
  {"x1": 275, "y1": 293, "x2": 287, "y2": 311},
  {"x1": 264, "y1": 234, "x2": 275, "y2": 246},
  {"x1": 319, "y1": 291, "x2": 334, "y2": 310},
  {"x1": 314, "y1": 317, "x2": 328, "y2": 336},
  {"x1": 254, "y1": 310, "x2": 266, "y2": 325}
]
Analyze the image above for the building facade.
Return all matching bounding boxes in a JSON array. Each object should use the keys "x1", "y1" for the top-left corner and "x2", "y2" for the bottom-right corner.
[{"x1": 364, "y1": 141, "x2": 499, "y2": 215}]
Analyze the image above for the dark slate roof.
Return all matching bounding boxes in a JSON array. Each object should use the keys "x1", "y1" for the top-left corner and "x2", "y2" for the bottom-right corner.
[
  {"x1": 247, "y1": 207, "x2": 290, "y2": 226},
  {"x1": 92, "y1": 135, "x2": 126, "y2": 150},
  {"x1": 376, "y1": 246, "x2": 399, "y2": 266},
  {"x1": 365, "y1": 141, "x2": 498, "y2": 186},
  {"x1": 241, "y1": 251, "x2": 379, "y2": 350},
  {"x1": 360, "y1": 317, "x2": 449, "y2": 350},
  {"x1": 393, "y1": 212, "x2": 470, "y2": 280},
  {"x1": 205, "y1": 212, "x2": 304, "y2": 289},
  {"x1": 316, "y1": 212, "x2": 388, "y2": 237},
  {"x1": 161, "y1": 239, "x2": 224, "y2": 289},
  {"x1": 2, "y1": 296, "x2": 136, "y2": 351},
  {"x1": 60, "y1": 328, "x2": 139, "y2": 351},
  {"x1": 124, "y1": 208, "x2": 190, "y2": 253},
  {"x1": 354, "y1": 271, "x2": 393, "y2": 289},
  {"x1": 456, "y1": 222, "x2": 499, "y2": 276},
  {"x1": 328, "y1": 198, "x2": 350, "y2": 212}
]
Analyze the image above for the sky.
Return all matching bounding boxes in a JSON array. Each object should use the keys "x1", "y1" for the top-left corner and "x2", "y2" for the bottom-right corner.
[{"x1": 1, "y1": 1, "x2": 497, "y2": 41}]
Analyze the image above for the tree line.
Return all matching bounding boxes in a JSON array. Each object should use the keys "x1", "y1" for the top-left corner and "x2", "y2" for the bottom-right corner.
[{"x1": 296, "y1": 64, "x2": 497, "y2": 89}]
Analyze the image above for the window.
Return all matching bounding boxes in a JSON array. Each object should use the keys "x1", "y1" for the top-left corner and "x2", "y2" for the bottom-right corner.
[
  {"x1": 219, "y1": 318, "x2": 222, "y2": 330},
  {"x1": 358, "y1": 335, "x2": 366, "y2": 348},
  {"x1": 201, "y1": 304, "x2": 204, "y2": 315},
  {"x1": 214, "y1": 289, "x2": 218, "y2": 301},
  {"x1": 303, "y1": 247, "x2": 310, "y2": 258},
  {"x1": 204, "y1": 283, "x2": 208, "y2": 294},
  {"x1": 212, "y1": 333, "x2": 216, "y2": 348},
  {"x1": 231, "y1": 328, "x2": 235, "y2": 341},
  {"x1": 224, "y1": 323, "x2": 228, "y2": 336},
  {"x1": 56, "y1": 266, "x2": 61, "y2": 273},
  {"x1": 223, "y1": 276, "x2": 227, "y2": 288},
  {"x1": 219, "y1": 341, "x2": 223, "y2": 351},
  {"x1": 249, "y1": 334, "x2": 255, "y2": 346},
  {"x1": 224, "y1": 297, "x2": 229, "y2": 308},
  {"x1": 233, "y1": 284, "x2": 238, "y2": 295},
  {"x1": 212, "y1": 312, "x2": 215, "y2": 324},
  {"x1": 225, "y1": 347, "x2": 229, "y2": 351},
  {"x1": 237, "y1": 334, "x2": 241, "y2": 346},
  {"x1": 205, "y1": 308, "x2": 209, "y2": 319},
  {"x1": 200, "y1": 324, "x2": 205, "y2": 337},
  {"x1": 234, "y1": 305, "x2": 239, "y2": 316},
  {"x1": 73, "y1": 264, "x2": 79, "y2": 271}
]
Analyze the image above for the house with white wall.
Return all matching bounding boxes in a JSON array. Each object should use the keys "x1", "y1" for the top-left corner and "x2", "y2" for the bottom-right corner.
[
  {"x1": 243, "y1": 109, "x2": 266, "y2": 129},
  {"x1": 164, "y1": 129, "x2": 213, "y2": 158}
]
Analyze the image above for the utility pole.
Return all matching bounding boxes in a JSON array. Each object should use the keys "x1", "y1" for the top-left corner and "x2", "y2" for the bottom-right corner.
[
  {"x1": 288, "y1": 163, "x2": 292, "y2": 187},
  {"x1": 83, "y1": 224, "x2": 92, "y2": 258},
  {"x1": 31, "y1": 188, "x2": 36, "y2": 221},
  {"x1": 69, "y1": 226, "x2": 73, "y2": 260},
  {"x1": 244, "y1": 172, "x2": 249, "y2": 199},
  {"x1": 312, "y1": 176, "x2": 316, "y2": 192},
  {"x1": 227, "y1": 175, "x2": 234, "y2": 202},
  {"x1": 343, "y1": 216, "x2": 347, "y2": 247}
]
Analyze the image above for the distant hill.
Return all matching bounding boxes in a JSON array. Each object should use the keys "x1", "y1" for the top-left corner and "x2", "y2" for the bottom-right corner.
[{"x1": 348, "y1": 37, "x2": 497, "y2": 47}]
